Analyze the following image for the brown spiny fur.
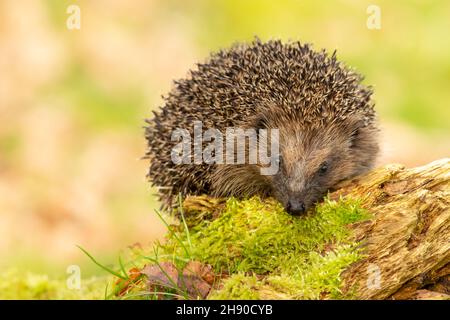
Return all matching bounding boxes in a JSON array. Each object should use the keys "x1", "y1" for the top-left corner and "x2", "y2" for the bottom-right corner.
[{"x1": 145, "y1": 39, "x2": 379, "y2": 214}]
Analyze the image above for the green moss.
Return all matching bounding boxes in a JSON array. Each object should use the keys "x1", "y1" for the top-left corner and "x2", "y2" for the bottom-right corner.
[
  {"x1": 209, "y1": 273, "x2": 261, "y2": 300},
  {"x1": 144, "y1": 195, "x2": 370, "y2": 299},
  {"x1": 265, "y1": 245, "x2": 361, "y2": 299},
  {"x1": 167, "y1": 196, "x2": 369, "y2": 271},
  {"x1": 209, "y1": 246, "x2": 361, "y2": 300},
  {"x1": 0, "y1": 270, "x2": 108, "y2": 300}
]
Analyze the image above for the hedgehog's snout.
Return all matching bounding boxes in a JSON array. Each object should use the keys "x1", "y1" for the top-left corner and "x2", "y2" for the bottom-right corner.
[{"x1": 285, "y1": 199, "x2": 306, "y2": 216}]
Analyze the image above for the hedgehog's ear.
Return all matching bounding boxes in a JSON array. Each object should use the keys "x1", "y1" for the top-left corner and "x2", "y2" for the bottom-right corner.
[
  {"x1": 350, "y1": 128, "x2": 360, "y2": 148},
  {"x1": 345, "y1": 116, "x2": 365, "y2": 149}
]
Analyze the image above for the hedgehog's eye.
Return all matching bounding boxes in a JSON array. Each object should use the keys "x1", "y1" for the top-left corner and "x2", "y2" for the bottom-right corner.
[{"x1": 318, "y1": 162, "x2": 328, "y2": 175}]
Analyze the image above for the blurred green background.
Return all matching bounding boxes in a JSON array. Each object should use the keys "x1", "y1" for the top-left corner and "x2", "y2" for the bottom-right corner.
[{"x1": 0, "y1": 0, "x2": 449, "y2": 286}]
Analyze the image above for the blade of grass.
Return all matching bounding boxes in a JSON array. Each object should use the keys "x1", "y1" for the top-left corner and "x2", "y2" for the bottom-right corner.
[
  {"x1": 139, "y1": 253, "x2": 190, "y2": 264},
  {"x1": 154, "y1": 209, "x2": 190, "y2": 257},
  {"x1": 177, "y1": 194, "x2": 192, "y2": 251},
  {"x1": 77, "y1": 245, "x2": 127, "y2": 280},
  {"x1": 121, "y1": 291, "x2": 185, "y2": 300},
  {"x1": 104, "y1": 282, "x2": 110, "y2": 300},
  {"x1": 118, "y1": 254, "x2": 129, "y2": 279}
]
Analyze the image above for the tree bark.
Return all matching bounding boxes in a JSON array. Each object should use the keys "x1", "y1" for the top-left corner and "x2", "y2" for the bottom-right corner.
[{"x1": 333, "y1": 158, "x2": 449, "y2": 300}]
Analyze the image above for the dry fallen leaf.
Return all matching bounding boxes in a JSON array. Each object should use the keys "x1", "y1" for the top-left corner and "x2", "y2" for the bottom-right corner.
[
  {"x1": 141, "y1": 260, "x2": 215, "y2": 299},
  {"x1": 115, "y1": 267, "x2": 145, "y2": 296},
  {"x1": 179, "y1": 261, "x2": 214, "y2": 299}
]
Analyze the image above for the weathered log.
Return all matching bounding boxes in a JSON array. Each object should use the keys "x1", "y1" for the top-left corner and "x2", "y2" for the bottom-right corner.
[
  {"x1": 181, "y1": 158, "x2": 449, "y2": 299},
  {"x1": 334, "y1": 158, "x2": 449, "y2": 300}
]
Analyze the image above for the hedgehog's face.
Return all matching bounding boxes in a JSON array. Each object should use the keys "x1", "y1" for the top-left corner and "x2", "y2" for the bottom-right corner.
[{"x1": 263, "y1": 116, "x2": 378, "y2": 216}]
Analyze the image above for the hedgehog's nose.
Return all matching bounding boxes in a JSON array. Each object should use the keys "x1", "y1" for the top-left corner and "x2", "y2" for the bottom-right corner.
[{"x1": 286, "y1": 200, "x2": 306, "y2": 216}]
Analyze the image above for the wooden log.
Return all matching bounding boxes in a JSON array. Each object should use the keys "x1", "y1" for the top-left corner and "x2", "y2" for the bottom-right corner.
[
  {"x1": 335, "y1": 158, "x2": 449, "y2": 299},
  {"x1": 182, "y1": 158, "x2": 450, "y2": 299}
]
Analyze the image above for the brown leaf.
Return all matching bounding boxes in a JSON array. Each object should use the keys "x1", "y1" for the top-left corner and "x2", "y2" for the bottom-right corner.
[
  {"x1": 141, "y1": 261, "x2": 179, "y2": 296},
  {"x1": 179, "y1": 261, "x2": 214, "y2": 299},
  {"x1": 141, "y1": 260, "x2": 215, "y2": 299},
  {"x1": 183, "y1": 261, "x2": 215, "y2": 284},
  {"x1": 115, "y1": 267, "x2": 145, "y2": 296}
]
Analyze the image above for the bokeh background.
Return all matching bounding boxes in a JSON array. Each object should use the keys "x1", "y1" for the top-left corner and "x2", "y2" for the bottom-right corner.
[{"x1": 0, "y1": 0, "x2": 449, "y2": 280}]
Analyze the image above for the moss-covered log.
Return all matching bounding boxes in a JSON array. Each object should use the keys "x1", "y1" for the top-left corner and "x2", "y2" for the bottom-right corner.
[
  {"x1": 181, "y1": 158, "x2": 449, "y2": 300},
  {"x1": 110, "y1": 159, "x2": 449, "y2": 300}
]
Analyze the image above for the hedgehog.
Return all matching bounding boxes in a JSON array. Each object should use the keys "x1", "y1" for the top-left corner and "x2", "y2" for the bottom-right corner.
[{"x1": 145, "y1": 39, "x2": 379, "y2": 216}]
